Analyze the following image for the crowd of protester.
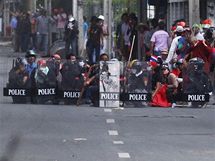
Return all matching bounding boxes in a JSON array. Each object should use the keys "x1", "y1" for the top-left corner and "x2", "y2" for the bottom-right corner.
[{"x1": 7, "y1": 9, "x2": 215, "y2": 107}]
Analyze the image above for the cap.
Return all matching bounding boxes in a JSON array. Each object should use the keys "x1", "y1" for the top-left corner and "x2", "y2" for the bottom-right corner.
[
  {"x1": 98, "y1": 15, "x2": 104, "y2": 20},
  {"x1": 176, "y1": 26, "x2": 184, "y2": 32},
  {"x1": 177, "y1": 21, "x2": 186, "y2": 27},
  {"x1": 38, "y1": 59, "x2": 46, "y2": 66},
  {"x1": 192, "y1": 24, "x2": 200, "y2": 29}
]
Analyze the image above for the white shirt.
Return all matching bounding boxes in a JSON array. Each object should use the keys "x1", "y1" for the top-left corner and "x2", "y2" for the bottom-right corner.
[
  {"x1": 121, "y1": 23, "x2": 131, "y2": 46},
  {"x1": 165, "y1": 36, "x2": 181, "y2": 63}
]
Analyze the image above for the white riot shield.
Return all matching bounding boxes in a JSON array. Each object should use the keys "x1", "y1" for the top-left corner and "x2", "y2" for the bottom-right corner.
[{"x1": 99, "y1": 61, "x2": 120, "y2": 107}]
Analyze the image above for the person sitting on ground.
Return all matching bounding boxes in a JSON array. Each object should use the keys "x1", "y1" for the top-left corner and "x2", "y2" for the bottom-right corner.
[
  {"x1": 8, "y1": 57, "x2": 29, "y2": 103},
  {"x1": 150, "y1": 63, "x2": 174, "y2": 107},
  {"x1": 84, "y1": 53, "x2": 109, "y2": 106}
]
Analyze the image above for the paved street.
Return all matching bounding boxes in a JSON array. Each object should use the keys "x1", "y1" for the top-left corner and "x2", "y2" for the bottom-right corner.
[{"x1": 0, "y1": 43, "x2": 215, "y2": 161}]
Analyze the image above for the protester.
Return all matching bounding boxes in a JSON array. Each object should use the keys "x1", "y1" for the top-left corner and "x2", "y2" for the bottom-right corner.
[
  {"x1": 192, "y1": 24, "x2": 204, "y2": 42},
  {"x1": 64, "y1": 16, "x2": 79, "y2": 57},
  {"x1": 20, "y1": 12, "x2": 31, "y2": 52},
  {"x1": 138, "y1": 23, "x2": 151, "y2": 61},
  {"x1": 51, "y1": 9, "x2": 59, "y2": 43},
  {"x1": 150, "y1": 63, "x2": 172, "y2": 107},
  {"x1": 165, "y1": 25, "x2": 184, "y2": 65},
  {"x1": 98, "y1": 15, "x2": 109, "y2": 54},
  {"x1": 150, "y1": 21, "x2": 170, "y2": 57},
  {"x1": 36, "y1": 9, "x2": 54, "y2": 56},
  {"x1": 84, "y1": 53, "x2": 109, "y2": 106},
  {"x1": 57, "y1": 8, "x2": 67, "y2": 40},
  {"x1": 82, "y1": 16, "x2": 89, "y2": 57},
  {"x1": 118, "y1": 13, "x2": 131, "y2": 61},
  {"x1": 30, "y1": 12, "x2": 37, "y2": 50},
  {"x1": 87, "y1": 16, "x2": 103, "y2": 64},
  {"x1": 10, "y1": 12, "x2": 18, "y2": 51}
]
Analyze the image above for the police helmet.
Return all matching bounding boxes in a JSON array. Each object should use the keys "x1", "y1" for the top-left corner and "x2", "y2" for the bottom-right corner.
[
  {"x1": 130, "y1": 60, "x2": 142, "y2": 74},
  {"x1": 15, "y1": 57, "x2": 26, "y2": 67},
  {"x1": 189, "y1": 57, "x2": 205, "y2": 70},
  {"x1": 161, "y1": 63, "x2": 169, "y2": 70},
  {"x1": 25, "y1": 50, "x2": 37, "y2": 58}
]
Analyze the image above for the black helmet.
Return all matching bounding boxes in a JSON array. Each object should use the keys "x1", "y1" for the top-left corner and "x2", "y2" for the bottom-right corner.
[
  {"x1": 130, "y1": 60, "x2": 142, "y2": 74},
  {"x1": 25, "y1": 50, "x2": 37, "y2": 58},
  {"x1": 15, "y1": 57, "x2": 26, "y2": 67},
  {"x1": 189, "y1": 57, "x2": 205, "y2": 70},
  {"x1": 175, "y1": 58, "x2": 183, "y2": 67}
]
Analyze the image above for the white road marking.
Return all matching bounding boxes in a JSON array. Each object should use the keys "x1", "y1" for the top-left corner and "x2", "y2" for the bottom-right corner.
[
  {"x1": 118, "y1": 153, "x2": 131, "y2": 158},
  {"x1": 104, "y1": 108, "x2": 112, "y2": 112},
  {"x1": 74, "y1": 138, "x2": 87, "y2": 141},
  {"x1": 113, "y1": 107, "x2": 124, "y2": 110},
  {"x1": 106, "y1": 119, "x2": 115, "y2": 123},
  {"x1": 113, "y1": 141, "x2": 124, "y2": 144},
  {"x1": 108, "y1": 130, "x2": 118, "y2": 136}
]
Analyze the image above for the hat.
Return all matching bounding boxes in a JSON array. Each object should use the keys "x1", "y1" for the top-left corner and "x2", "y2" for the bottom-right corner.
[
  {"x1": 177, "y1": 21, "x2": 186, "y2": 27},
  {"x1": 98, "y1": 15, "x2": 104, "y2": 20},
  {"x1": 69, "y1": 17, "x2": 75, "y2": 22},
  {"x1": 176, "y1": 26, "x2": 184, "y2": 32},
  {"x1": 38, "y1": 59, "x2": 46, "y2": 66},
  {"x1": 192, "y1": 24, "x2": 200, "y2": 29}
]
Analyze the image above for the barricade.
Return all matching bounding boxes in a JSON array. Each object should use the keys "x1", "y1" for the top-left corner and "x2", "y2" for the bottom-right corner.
[{"x1": 3, "y1": 58, "x2": 212, "y2": 107}]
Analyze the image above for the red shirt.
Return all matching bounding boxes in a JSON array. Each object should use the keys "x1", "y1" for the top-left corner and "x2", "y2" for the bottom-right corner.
[{"x1": 190, "y1": 40, "x2": 212, "y2": 73}]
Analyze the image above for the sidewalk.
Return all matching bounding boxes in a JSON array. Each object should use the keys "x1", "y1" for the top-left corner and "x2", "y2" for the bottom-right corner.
[{"x1": 0, "y1": 41, "x2": 12, "y2": 46}]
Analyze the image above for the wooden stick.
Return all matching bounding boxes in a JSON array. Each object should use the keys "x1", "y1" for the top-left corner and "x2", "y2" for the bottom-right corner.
[
  {"x1": 127, "y1": 35, "x2": 136, "y2": 67},
  {"x1": 76, "y1": 64, "x2": 98, "y2": 106}
]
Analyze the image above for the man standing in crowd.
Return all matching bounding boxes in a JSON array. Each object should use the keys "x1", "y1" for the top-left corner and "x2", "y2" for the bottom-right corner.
[
  {"x1": 64, "y1": 16, "x2": 79, "y2": 57},
  {"x1": 120, "y1": 13, "x2": 131, "y2": 61},
  {"x1": 150, "y1": 21, "x2": 170, "y2": 57},
  {"x1": 51, "y1": 9, "x2": 59, "y2": 43},
  {"x1": 10, "y1": 11, "x2": 18, "y2": 52},
  {"x1": 57, "y1": 8, "x2": 67, "y2": 40},
  {"x1": 87, "y1": 16, "x2": 103, "y2": 64},
  {"x1": 98, "y1": 15, "x2": 109, "y2": 54},
  {"x1": 165, "y1": 26, "x2": 184, "y2": 65},
  {"x1": 36, "y1": 9, "x2": 54, "y2": 56},
  {"x1": 20, "y1": 12, "x2": 31, "y2": 52}
]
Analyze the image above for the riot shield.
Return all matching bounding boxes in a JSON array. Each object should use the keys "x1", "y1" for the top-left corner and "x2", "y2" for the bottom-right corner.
[
  {"x1": 99, "y1": 61, "x2": 120, "y2": 107},
  {"x1": 122, "y1": 61, "x2": 152, "y2": 107},
  {"x1": 183, "y1": 59, "x2": 211, "y2": 104}
]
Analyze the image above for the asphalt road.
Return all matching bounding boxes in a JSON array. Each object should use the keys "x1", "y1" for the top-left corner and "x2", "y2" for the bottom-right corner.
[
  {"x1": 0, "y1": 104, "x2": 215, "y2": 161},
  {"x1": 0, "y1": 43, "x2": 215, "y2": 161}
]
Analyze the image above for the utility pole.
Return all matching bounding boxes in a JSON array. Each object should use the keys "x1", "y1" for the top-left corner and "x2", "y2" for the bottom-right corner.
[
  {"x1": 27, "y1": 0, "x2": 37, "y2": 13},
  {"x1": 138, "y1": 0, "x2": 148, "y2": 60},
  {"x1": 189, "y1": 0, "x2": 200, "y2": 26},
  {"x1": 73, "y1": 0, "x2": 78, "y2": 19},
  {"x1": 3, "y1": 0, "x2": 10, "y2": 38},
  {"x1": 77, "y1": 0, "x2": 84, "y2": 57},
  {"x1": 103, "y1": 0, "x2": 112, "y2": 56}
]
